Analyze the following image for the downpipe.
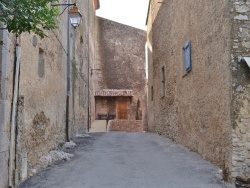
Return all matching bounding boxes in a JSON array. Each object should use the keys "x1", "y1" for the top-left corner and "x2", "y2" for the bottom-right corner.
[
  {"x1": 9, "y1": 36, "x2": 21, "y2": 187},
  {"x1": 87, "y1": 0, "x2": 90, "y2": 132},
  {"x1": 65, "y1": 0, "x2": 71, "y2": 142}
]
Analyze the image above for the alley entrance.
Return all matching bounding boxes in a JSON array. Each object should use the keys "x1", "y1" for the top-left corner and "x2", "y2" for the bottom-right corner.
[{"x1": 20, "y1": 133, "x2": 231, "y2": 188}]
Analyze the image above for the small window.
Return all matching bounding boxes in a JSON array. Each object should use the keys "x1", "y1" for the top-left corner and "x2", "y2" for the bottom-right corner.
[
  {"x1": 38, "y1": 48, "x2": 45, "y2": 78},
  {"x1": 151, "y1": 86, "x2": 154, "y2": 101},
  {"x1": 183, "y1": 40, "x2": 192, "y2": 73},
  {"x1": 161, "y1": 66, "x2": 165, "y2": 97}
]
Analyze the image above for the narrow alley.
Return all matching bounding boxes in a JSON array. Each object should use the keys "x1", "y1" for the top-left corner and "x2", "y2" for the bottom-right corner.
[
  {"x1": 3, "y1": 0, "x2": 250, "y2": 187},
  {"x1": 20, "y1": 133, "x2": 232, "y2": 188}
]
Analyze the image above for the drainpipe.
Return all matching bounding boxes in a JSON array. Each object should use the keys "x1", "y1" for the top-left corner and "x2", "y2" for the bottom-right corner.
[
  {"x1": 9, "y1": 36, "x2": 21, "y2": 187},
  {"x1": 65, "y1": 0, "x2": 71, "y2": 142},
  {"x1": 87, "y1": 0, "x2": 90, "y2": 132}
]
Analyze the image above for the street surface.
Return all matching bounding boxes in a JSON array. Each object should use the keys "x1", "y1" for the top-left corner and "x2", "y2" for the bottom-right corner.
[{"x1": 20, "y1": 132, "x2": 234, "y2": 188}]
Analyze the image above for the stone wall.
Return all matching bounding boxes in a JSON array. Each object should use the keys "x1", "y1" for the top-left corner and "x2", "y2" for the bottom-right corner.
[
  {"x1": 230, "y1": 0, "x2": 250, "y2": 181},
  {"x1": 108, "y1": 120, "x2": 143, "y2": 132},
  {"x1": 0, "y1": 0, "x2": 98, "y2": 187},
  {"x1": 92, "y1": 17, "x2": 146, "y2": 123},
  {"x1": 147, "y1": 0, "x2": 232, "y2": 180}
]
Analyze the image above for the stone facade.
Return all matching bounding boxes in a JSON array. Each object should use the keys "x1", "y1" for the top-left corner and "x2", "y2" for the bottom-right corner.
[
  {"x1": 147, "y1": 0, "x2": 250, "y2": 183},
  {"x1": 91, "y1": 17, "x2": 147, "y2": 130},
  {"x1": 231, "y1": 0, "x2": 250, "y2": 182},
  {"x1": 0, "y1": 0, "x2": 98, "y2": 187},
  {"x1": 147, "y1": 0, "x2": 234, "y2": 182}
]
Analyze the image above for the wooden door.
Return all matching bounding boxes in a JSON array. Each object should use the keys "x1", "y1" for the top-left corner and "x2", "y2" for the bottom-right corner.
[{"x1": 118, "y1": 101, "x2": 128, "y2": 119}]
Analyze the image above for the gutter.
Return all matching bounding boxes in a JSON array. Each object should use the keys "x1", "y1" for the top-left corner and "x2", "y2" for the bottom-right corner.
[
  {"x1": 145, "y1": 0, "x2": 152, "y2": 26},
  {"x1": 65, "y1": 0, "x2": 72, "y2": 142}
]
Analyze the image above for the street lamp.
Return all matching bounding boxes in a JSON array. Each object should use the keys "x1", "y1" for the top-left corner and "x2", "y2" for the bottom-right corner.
[
  {"x1": 51, "y1": 3, "x2": 82, "y2": 28},
  {"x1": 68, "y1": 6, "x2": 82, "y2": 27}
]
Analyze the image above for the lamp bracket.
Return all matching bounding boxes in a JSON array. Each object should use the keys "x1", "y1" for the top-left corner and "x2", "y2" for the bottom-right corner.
[
  {"x1": 51, "y1": 3, "x2": 77, "y2": 16},
  {"x1": 51, "y1": 3, "x2": 76, "y2": 7}
]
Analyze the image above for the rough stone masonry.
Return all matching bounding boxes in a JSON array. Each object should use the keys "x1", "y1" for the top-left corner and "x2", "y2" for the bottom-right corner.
[
  {"x1": 146, "y1": 0, "x2": 250, "y2": 184},
  {"x1": 231, "y1": 0, "x2": 250, "y2": 181}
]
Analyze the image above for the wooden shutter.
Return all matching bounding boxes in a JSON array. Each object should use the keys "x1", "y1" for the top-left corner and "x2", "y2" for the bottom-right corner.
[{"x1": 184, "y1": 40, "x2": 191, "y2": 73}]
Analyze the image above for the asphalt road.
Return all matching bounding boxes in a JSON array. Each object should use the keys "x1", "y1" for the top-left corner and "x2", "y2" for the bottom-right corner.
[{"x1": 20, "y1": 132, "x2": 234, "y2": 188}]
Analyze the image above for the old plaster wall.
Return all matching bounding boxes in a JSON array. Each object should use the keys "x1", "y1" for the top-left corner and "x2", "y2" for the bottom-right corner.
[
  {"x1": 93, "y1": 17, "x2": 146, "y2": 121},
  {"x1": 0, "y1": 30, "x2": 15, "y2": 188},
  {"x1": 68, "y1": 0, "x2": 94, "y2": 137},
  {"x1": 90, "y1": 15, "x2": 102, "y2": 124},
  {"x1": 89, "y1": 1, "x2": 99, "y2": 126},
  {"x1": 13, "y1": 0, "x2": 98, "y2": 184},
  {"x1": 146, "y1": 5, "x2": 154, "y2": 133},
  {"x1": 17, "y1": 17, "x2": 68, "y2": 176},
  {"x1": 147, "y1": 0, "x2": 232, "y2": 178},
  {"x1": 230, "y1": 0, "x2": 250, "y2": 180}
]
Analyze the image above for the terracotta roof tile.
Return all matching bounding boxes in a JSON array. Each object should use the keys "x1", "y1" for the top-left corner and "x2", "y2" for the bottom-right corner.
[{"x1": 95, "y1": 89, "x2": 133, "y2": 97}]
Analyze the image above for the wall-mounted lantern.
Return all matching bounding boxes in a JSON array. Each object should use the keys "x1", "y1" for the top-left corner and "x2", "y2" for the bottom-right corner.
[
  {"x1": 68, "y1": 6, "x2": 82, "y2": 27},
  {"x1": 51, "y1": 3, "x2": 82, "y2": 27}
]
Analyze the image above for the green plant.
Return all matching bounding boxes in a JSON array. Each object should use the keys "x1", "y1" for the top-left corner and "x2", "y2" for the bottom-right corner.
[{"x1": 0, "y1": 0, "x2": 59, "y2": 38}]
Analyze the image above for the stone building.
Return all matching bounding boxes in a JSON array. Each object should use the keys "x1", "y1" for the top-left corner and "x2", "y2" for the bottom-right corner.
[
  {"x1": 147, "y1": 0, "x2": 250, "y2": 184},
  {"x1": 90, "y1": 17, "x2": 147, "y2": 132},
  {"x1": 0, "y1": 0, "x2": 99, "y2": 187}
]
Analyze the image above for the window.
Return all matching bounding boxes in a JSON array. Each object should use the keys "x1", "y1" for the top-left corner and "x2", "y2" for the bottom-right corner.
[
  {"x1": 38, "y1": 48, "x2": 45, "y2": 78},
  {"x1": 161, "y1": 66, "x2": 165, "y2": 97},
  {"x1": 183, "y1": 40, "x2": 192, "y2": 73},
  {"x1": 151, "y1": 86, "x2": 154, "y2": 101}
]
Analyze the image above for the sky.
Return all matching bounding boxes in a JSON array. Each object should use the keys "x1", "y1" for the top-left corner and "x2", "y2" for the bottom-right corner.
[{"x1": 96, "y1": 0, "x2": 149, "y2": 31}]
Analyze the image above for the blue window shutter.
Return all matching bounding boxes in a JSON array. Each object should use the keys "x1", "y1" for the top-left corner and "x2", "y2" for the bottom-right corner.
[{"x1": 184, "y1": 41, "x2": 191, "y2": 73}]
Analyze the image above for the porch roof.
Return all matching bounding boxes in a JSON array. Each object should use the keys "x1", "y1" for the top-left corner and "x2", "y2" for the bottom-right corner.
[{"x1": 94, "y1": 89, "x2": 133, "y2": 97}]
